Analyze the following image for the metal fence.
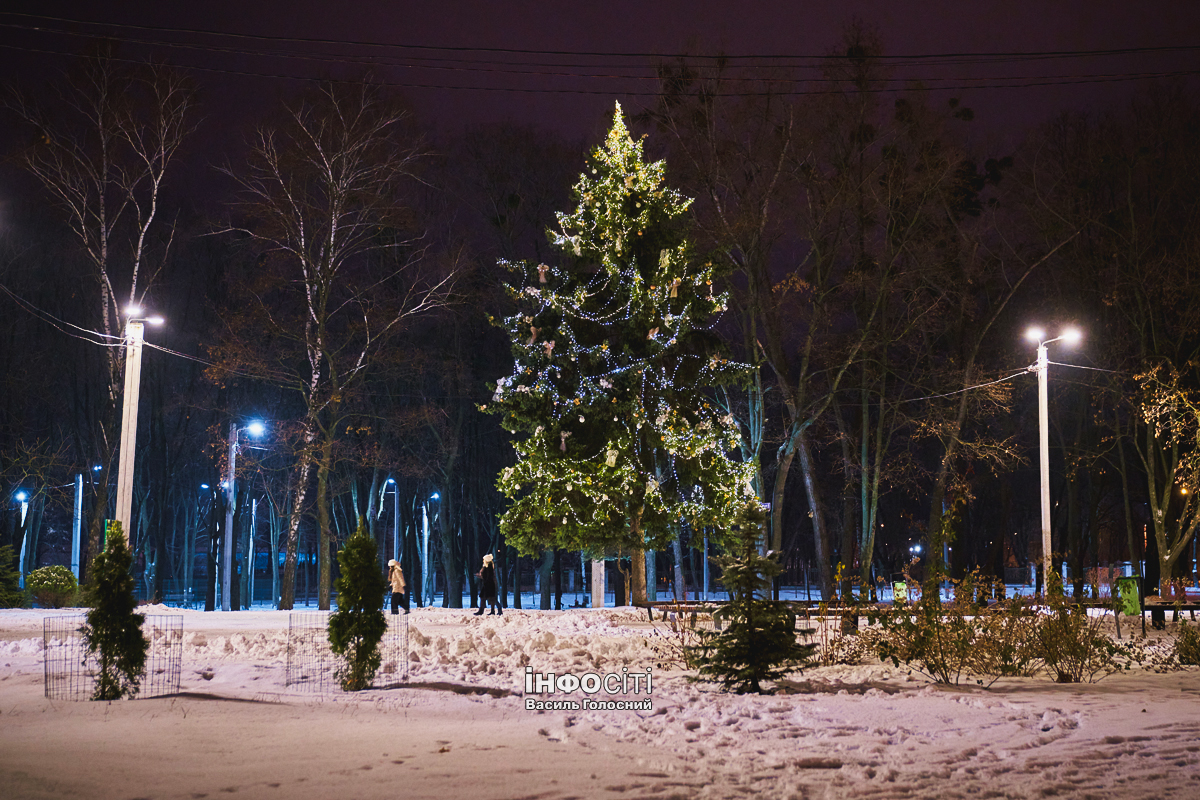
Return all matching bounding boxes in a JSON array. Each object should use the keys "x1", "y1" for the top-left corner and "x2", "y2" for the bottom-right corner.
[
  {"x1": 285, "y1": 611, "x2": 409, "y2": 692},
  {"x1": 43, "y1": 614, "x2": 183, "y2": 701}
]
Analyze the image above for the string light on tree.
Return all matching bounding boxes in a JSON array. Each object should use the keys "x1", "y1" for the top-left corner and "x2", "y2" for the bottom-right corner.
[{"x1": 484, "y1": 103, "x2": 754, "y2": 562}]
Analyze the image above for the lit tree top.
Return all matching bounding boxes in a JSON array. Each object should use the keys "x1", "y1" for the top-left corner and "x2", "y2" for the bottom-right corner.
[{"x1": 486, "y1": 103, "x2": 755, "y2": 556}]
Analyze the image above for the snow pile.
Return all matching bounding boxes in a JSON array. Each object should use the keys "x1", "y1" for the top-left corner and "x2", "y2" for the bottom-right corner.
[{"x1": 405, "y1": 608, "x2": 654, "y2": 687}]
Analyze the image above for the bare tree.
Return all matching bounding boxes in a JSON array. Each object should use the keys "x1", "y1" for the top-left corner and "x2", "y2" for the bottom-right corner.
[
  {"x1": 215, "y1": 80, "x2": 454, "y2": 610},
  {"x1": 8, "y1": 49, "x2": 196, "y2": 579}
]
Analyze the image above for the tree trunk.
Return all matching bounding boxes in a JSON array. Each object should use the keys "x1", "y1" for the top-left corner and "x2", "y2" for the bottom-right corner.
[
  {"x1": 278, "y1": 427, "x2": 317, "y2": 610},
  {"x1": 796, "y1": 431, "x2": 833, "y2": 600},
  {"x1": 671, "y1": 529, "x2": 687, "y2": 602},
  {"x1": 538, "y1": 548, "x2": 553, "y2": 609},
  {"x1": 316, "y1": 434, "x2": 335, "y2": 611},
  {"x1": 439, "y1": 489, "x2": 462, "y2": 608},
  {"x1": 630, "y1": 510, "x2": 647, "y2": 605},
  {"x1": 204, "y1": 494, "x2": 219, "y2": 611}
]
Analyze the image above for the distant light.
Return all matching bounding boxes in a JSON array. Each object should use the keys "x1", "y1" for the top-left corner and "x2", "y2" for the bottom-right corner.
[
  {"x1": 200, "y1": 484, "x2": 210, "y2": 490},
  {"x1": 1025, "y1": 327, "x2": 1045, "y2": 343},
  {"x1": 1061, "y1": 328, "x2": 1082, "y2": 346},
  {"x1": 126, "y1": 305, "x2": 143, "y2": 317},
  {"x1": 15, "y1": 491, "x2": 27, "y2": 502},
  {"x1": 146, "y1": 315, "x2": 165, "y2": 325},
  {"x1": 245, "y1": 421, "x2": 266, "y2": 437},
  {"x1": 1183, "y1": 487, "x2": 1190, "y2": 496},
  {"x1": 93, "y1": 465, "x2": 102, "y2": 472},
  {"x1": 221, "y1": 481, "x2": 229, "y2": 489},
  {"x1": 430, "y1": 492, "x2": 440, "y2": 500},
  {"x1": 387, "y1": 478, "x2": 396, "y2": 485}
]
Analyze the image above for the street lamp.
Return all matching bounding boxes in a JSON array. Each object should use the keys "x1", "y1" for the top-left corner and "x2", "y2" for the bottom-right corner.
[
  {"x1": 221, "y1": 420, "x2": 266, "y2": 611},
  {"x1": 114, "y1": 306, "x2": 164, "y2": 541},
  {"x1": 387, "y1": 478, "x2": 400, "y2": 566},
  {"x1": 15, "y1": 490, "x2": 29, "y2": 588},
  {"x1": 1026, "y1": 326, "x2": 1082, "y2": 594}
]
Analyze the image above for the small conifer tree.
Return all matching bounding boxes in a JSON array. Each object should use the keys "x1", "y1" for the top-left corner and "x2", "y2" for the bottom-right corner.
[
  {"x1": 0, "y1": 545, "x2": 23, "y2": 608},
  {"x1": 83, "y1": 524, "x2": 148, "y2": 700},
  {"x1": 328, "y1": 523, "x2": 388, "y2": 691},
  {"x1": 689, "y1": 505, "x2": 815, "y2": 693}
]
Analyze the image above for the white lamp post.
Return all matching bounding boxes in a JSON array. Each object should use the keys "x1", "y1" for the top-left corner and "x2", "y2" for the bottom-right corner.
[
  {"x1": 1026, "y1": 326, "x2": 1082, "y2": 594},
  {"x1": 387, "y1": 478, "x2": 400, "y2": 565},
  {"x1": 15, "y1": 491, "x2": 29, "y2": 588},
  {"x1": 221, "y1": 420, "x2": 265, "y2": 611},
  {"x1": 114, "y1": 307, "x2": 163, "y2": 541}
]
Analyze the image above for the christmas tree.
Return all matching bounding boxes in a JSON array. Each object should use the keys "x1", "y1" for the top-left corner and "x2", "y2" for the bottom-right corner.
[
  {"x1": 328, "y1": 523, "x2": 388, "y2": 691},
  {"x1": 689, "y1": 505, "x2": 816, "y2": 693},
  {"x1": 486, "y1": 103, "x2": 755, "y2": 588}
]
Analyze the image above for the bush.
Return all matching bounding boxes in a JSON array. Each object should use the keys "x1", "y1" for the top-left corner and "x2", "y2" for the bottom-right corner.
[
  {"x1": 870, "y1": 573, "x2": 1046, "y2": 686},
  {"x1": 27, "y1": 565, "x2": 78, "y2": 608},
  {"x1": 328, "y1": 524, "x2": 387, "y2": 691},
  {"x1": 83, "y1": 524, "x2": 148, "y2": 700},
  {"x1": 869, "y1": 573, "x2": 1001, "y2": 685},
  {"x1": 1033, "y1": 601, "x2": 1123, "y2": 683},
  {"x1": 1030, "y1": 579, "x2": 1137, "y2": 683},
  {"x1": 970, "y1": 595, "x2": 1041, "y2": 678},
  {"x1": 687, "y1": 505, "x2": 816, "y2": 694},
  {"x1": 1173, "y1": 621, "x2": 1200, "y2": 666},
  {"x1": 871, "y1": 592, "x2": 979, "y2": 684},
  {"x1": 870, "y1": 574, "x2": 1137, "y2": 685},
  {"x1": 0, "y1": 545, "x2": 23, "y2": 608}
]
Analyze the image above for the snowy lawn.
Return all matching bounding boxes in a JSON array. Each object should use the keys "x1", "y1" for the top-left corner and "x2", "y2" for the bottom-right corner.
[{"x1": 2, "y1": 606, "x2": 1200, "y2": 799}]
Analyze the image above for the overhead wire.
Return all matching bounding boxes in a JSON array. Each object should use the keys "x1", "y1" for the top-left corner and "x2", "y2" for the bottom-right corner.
[
  {"x1": 0, "y1": 283, "x2": 125, "y2": 348},
  {"x1": 0, "y1": 13, "x2": 1196, "y2": 97},
  {"x1": 1, "y1": 17, "x2": 1196, "y2": 84},
  {"x1": 1, "y1": 39, "x2": 1193, "y2": 98},
  {"x1": 2, "y1": 11, "x2": 1197, "y2": 64},
  {"x1": 899, "y1": 369, "x2": 1030, "y2": 404}
]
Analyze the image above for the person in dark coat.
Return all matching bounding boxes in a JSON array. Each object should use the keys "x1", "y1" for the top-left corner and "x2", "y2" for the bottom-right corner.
[{"x1": 474, "y1": 553, "x2": 501, "y2": 616}]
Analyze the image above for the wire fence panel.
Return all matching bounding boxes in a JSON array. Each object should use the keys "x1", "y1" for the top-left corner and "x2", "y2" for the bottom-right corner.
[
  {"x1": 43, "y1": 614, "x2": 183, "y2": 701},
  {"x1": 285, "y1": 611, "x2": 409, "y2": 692}
]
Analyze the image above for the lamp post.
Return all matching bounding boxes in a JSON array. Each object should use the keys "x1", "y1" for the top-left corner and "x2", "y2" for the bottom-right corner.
[
  {"x1": 221, "y1": 420, "x2": 265, "y2": 611},
  {"x1": 114, "y1": 307, "x2": 163, "y2": 540},
  {"x1": 15, "y1": 491, "x2": 29, "y2": 588},
  {"x1": 423, "y1": 492, "x2": 439, "y2": 607},
  {"x1": 387, "y1": 478, "x2": 399, "y2": 565},
  {"x1": 1026, "y1": 326, "x2": 1082, "y2": 594}
]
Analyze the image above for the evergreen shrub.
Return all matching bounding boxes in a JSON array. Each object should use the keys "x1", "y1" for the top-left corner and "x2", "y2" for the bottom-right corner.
[
  {"x1": 328, "y1": 524, "x2": 387, "y2": 691},
  {"x1": 0, "y1": 545, "x2": 23, "y2": 608},
  {"x1": 82, "y1": 524, "x2": 148, "y2": 700},
  {"x1": 28, "y1": 565, "x2": 78, "y2": 608},
  {"x1": 688, "y1": 505, "x2": 816, "y2": 693}
]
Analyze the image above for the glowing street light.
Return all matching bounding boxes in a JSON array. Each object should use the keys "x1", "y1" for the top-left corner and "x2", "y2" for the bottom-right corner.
[
  {"x1": 1026, "y1": 326, "x2": 1082, "y2": 593},
  {"x1": 114, "y1": 306, "x2": 164, "y2": 541},
  {"x1": 221, "y1": 420, "x2": 266, "y2": 611},
  {"x1": 14, "y1": 490, "x2": 29, "y2": 587}
]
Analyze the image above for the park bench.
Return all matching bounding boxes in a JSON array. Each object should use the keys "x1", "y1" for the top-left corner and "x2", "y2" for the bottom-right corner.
[{"x1": 635, "y1": 600, "x2": 721, "y2": 623}]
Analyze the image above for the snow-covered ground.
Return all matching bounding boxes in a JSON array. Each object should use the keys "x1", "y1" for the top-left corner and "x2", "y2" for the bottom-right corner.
[{"x1": 2, "y1": 605, "x2": 1199, "y2": 799}]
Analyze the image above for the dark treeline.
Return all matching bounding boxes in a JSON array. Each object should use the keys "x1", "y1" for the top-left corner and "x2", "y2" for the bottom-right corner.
[{"x1": 3, "y1": 28, "x2": 1199, "y2": 608}]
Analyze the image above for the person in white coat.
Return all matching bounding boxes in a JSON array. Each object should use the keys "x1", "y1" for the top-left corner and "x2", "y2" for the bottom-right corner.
[{"x1": 387, "y1": 559, "x2": 409, "y2": 614}]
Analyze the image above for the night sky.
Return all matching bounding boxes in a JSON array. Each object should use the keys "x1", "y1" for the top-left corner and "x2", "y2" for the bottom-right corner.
[{"x1": 1, "y1": 0, "x2": 1197, "y2": 152}]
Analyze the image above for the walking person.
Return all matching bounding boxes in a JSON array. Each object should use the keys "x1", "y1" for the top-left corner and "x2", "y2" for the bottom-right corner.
[
  {"x1": 475, "y1": 553, "x2": 501, "y2": 616},
  {"x1": 388, "y1": 558, "x2": 409, "y2": 615}
]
